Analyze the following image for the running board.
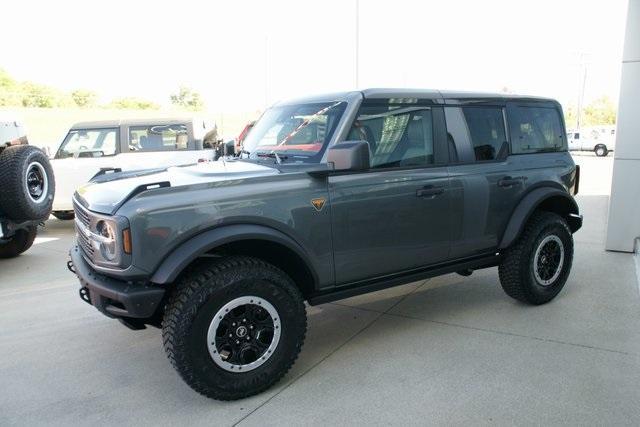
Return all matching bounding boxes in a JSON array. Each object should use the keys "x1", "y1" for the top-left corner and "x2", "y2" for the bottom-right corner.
[{"x1": 307, "y1": 253, "x2": 500, "y2": 306}]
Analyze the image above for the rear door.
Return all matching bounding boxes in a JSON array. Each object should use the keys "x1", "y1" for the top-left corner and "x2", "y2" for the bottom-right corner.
[
  {"x1": 445, "y1": 103, "x2": 526, "y2": 257},
  {"x1": 506, "y1": 101, "x2": 570, "y2": 197},
  {"x1": 329, "y1": 99, "x2": 451, "y2": 285}
]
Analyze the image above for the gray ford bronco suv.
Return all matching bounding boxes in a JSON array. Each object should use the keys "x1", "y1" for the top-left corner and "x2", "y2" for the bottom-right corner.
[{"x1": 69, "y1": 89, "x2": 582, "y2": 400}]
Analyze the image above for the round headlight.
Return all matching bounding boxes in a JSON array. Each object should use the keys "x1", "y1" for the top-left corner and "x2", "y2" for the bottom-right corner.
[{"x1": 96, "y1": 220, "x2": 117, "y2": 261}]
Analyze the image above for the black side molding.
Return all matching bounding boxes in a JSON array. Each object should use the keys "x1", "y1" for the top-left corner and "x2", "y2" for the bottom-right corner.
[{"x1": 307, "y1": 253, "x2": 499, "y2": 306}]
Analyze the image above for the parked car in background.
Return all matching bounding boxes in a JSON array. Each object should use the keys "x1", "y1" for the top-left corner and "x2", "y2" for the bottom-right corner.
[
  {"x1": 50, "y1": 117, "x2": 218, "y2": 219},
  {"x1": 567, "y1": 126, "x2": 615, "y2": 156},
  {"x1": 0, "y1": 116, "x2": 55, "y2": 258}
]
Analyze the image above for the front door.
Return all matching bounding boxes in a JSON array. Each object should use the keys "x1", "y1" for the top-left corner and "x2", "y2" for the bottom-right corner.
[{"x1": 329, "y1": 100, "x2": 451, "y2": 285}]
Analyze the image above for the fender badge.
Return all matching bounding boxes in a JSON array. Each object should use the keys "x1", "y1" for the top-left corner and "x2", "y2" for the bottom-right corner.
[{"x1": 311, "y1": 198, "x2": 326, "y2": 211}]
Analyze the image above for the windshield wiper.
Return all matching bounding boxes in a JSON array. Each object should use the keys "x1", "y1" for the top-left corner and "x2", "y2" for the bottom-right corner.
[{"x1": 256, "y1": 152, "x2": 289, "y2": 164}]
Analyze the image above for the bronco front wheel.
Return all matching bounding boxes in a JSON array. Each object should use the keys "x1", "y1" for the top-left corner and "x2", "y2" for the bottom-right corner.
[{"x1": 162, "y1": 256, "x2": 307, "y2": 400}]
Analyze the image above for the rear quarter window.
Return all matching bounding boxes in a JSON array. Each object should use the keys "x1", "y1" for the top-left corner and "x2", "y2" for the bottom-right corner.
[{"x1": 510, "y1": 106, "x2": 566, "y2": 154}]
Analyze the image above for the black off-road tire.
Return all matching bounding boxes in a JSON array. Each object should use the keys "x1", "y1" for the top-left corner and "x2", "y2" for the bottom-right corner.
[
  {"x1": 162, "y1": 256, "x2": 307, "y2": 400},
  {"x1": 0, "y1": 226, "x2": 37, "y2": 258},
  {"x1": 0, "y1": 145, "x2": 55, "y2": 220},
  {"x1": 594, "y1": 145, "x2": 608, "y2": 157},
  {"x1": 52, "y1": 211, "x2": 75, "y2": 221},
  {"x1": 498, "y1": 211, "x2": 574, "y2": 305}
]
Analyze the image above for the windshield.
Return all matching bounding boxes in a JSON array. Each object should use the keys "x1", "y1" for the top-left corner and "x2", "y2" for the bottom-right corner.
[
  {"x1": 55, "y1": 128, "x2": 118, "y2": 159},
  {"x1": 242, "y1": 102, "x2": 346, "y2": 163}
]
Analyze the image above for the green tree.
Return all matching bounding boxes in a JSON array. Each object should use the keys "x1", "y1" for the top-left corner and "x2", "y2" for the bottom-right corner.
[
  {"x1": 583, "y1": 96, "x2": 617, "y2": 126},
  {"x1": 170, "y1": 86, "x2": 205, "y2": 110},
  {"x1": 0, "y1": 68, "x2": 22, "y2": 106},
  {"x1": 20, "y1": 82, "x2": 73, "y2": 108},
  {"x1": 109, "y1": 97, "x2": 160, "y2": 110},
  {"x1": 71, "y1": 89, "x2": 98, "y2": 108}
]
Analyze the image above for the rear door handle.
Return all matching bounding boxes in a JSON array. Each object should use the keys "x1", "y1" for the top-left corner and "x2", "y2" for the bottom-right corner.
[
  {"x1": 416, "y1": 185, "x2": 445, "y2": 198},
  {"x1": 498, "y1": 176, "x2": 526, "y2": 188}
]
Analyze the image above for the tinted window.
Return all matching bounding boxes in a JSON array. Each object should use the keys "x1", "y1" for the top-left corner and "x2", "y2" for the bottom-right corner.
[
  {"x1": 462, "y1": 107, "x2": 507, "y2": 161},
  {"x1": 129, "y1": 124, "x2": 190, "y2": 152},
  {"x1": 511, "y1": 106, "x2": 565, "y2": 154},
  {"x1": 348, "y1": 103, "x2": 434, "y2": 168},
  {"x1": 55, "y1": 128, "x2": 118, "y2": 159}
]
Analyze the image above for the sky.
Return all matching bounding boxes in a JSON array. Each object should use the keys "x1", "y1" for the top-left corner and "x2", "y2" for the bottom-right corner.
[{"x1": 1, "y1": 0, "x2": 629, "y2": 112}]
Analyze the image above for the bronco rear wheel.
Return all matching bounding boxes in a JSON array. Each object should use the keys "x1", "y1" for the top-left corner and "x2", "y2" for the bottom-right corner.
[
  {"x1": 162, "y1": 256, "x2": 306, "y2": 400},
  {"x1": 498, "y1": 211, "x2": 574, "y2": 305}
]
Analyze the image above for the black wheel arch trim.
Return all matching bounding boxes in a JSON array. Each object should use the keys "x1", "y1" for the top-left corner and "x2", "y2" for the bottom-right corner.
[
  {"x1": 499, "y1": 187, "x2": 582, "y2": 250},
  {"x1": 150, "y1": 224, "x2": 320, "y2": 286}
]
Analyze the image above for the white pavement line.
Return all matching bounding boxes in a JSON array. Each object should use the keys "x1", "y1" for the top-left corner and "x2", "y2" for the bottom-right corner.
[{"x1": 33, "y1": 237, "x2": 60, "y2": 245}]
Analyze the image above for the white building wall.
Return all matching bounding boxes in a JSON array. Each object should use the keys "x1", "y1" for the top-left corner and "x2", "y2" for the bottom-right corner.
[{"x1": 606, "y1": 0, "x2": 640, "y2": 252}]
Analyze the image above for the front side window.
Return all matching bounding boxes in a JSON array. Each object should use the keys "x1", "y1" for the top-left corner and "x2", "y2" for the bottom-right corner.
[
  {"x1": 511, "y1": 106, "x2": 565, "y2": 154},
  {"x1": 129, "y1": 124, "x2": 190, "y2": 152},
  {"x1": 462, "y1": 107, "x2": 507, "y2": 161},
  {"x1": 243, "y1": 102, "x2": 346, "y2": 163},
  {"x1": 347, "y1": 102, "x2": 434, "y2": 168},
  {"x1": 55, "y1": 128, "x2": 118, "y2": 159}
]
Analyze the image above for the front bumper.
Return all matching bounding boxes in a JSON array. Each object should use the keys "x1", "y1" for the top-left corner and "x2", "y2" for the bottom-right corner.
[{"x1": 69, "y1": 245, "x2": 165, "y2": 319}]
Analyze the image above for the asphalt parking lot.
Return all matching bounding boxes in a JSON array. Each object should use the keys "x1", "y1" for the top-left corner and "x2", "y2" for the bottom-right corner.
[{"x1": 2, "y1": 155, "x2": 639, "y2": 426}]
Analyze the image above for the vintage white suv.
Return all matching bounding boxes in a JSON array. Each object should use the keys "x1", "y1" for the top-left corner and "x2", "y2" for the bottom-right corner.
[{"x1": 50, "y1": 117, "x2": 219, "y2": 219}]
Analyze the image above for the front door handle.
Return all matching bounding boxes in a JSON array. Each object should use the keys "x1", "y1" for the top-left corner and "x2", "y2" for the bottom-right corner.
[
  {"x1": 498, "y1": 176, "x2": 526, "y2": 188},
  {"x1": 416, "y1": 185, "x2": 445, "y2": 198}
]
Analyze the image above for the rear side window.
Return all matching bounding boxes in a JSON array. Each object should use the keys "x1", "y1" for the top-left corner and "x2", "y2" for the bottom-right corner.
[
  {"x1": 510, "y1": 106, "x2": 565, "y2": 154},
  {"x1": 462, "y1": 107, "x2": 507, "y2": 161},
  {"x1": 348, "y1": 103, "x2": 434, "y2": 168},
  {"x1": 444, "y1": 106, "x2": 507, "y2": 162},
  {"x1": 129, "y1": 124, "x2": 190, "y2": 152}
]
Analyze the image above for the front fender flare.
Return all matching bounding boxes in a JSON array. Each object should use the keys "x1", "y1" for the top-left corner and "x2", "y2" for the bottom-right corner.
[
  {"x1": 499, "y1": 188, "x2": 581, "y2": 250},
  {"x1": 150, "y1": 224, "x2": 319, "y2": 285}
]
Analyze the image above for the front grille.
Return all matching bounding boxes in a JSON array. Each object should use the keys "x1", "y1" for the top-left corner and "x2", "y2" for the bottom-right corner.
[
  {"x1": 73, "y1": 199, "x2": 94, "y2": 257},
  {"x1": 76, "y1": 224, "x2": 95, "y2": 256},
  {"x1": 73, "y1": 200, "x2": 91, "y2": 228}
]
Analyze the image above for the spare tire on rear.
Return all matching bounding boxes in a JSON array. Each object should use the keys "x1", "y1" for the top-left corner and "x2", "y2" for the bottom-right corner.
[{"x1": 0, "y1": 145, "x2": 55, "y2": 220}]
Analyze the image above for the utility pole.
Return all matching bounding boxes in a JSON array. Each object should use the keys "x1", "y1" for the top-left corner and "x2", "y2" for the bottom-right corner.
[
  {"x1": 576, "y1": 53, "x2": 588, "y2": 130},
  {"x1": 355, "y1": 0, "x2": 359, "y2": 88}
]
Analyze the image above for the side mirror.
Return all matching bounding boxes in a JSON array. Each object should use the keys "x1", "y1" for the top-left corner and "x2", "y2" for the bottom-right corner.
[{"x1": 327, "y1": 140, "x2": 370, "y2": 171}]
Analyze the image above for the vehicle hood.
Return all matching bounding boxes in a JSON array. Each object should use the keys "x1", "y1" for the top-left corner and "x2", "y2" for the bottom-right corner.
[{"x1": 75, "y1": 160, "x2": 279, "y2": 214}]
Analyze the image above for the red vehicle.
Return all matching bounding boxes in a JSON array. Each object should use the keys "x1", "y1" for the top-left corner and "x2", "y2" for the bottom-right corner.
[{"x1": 235, "y1": 121, "x2": 255, "y2": 153}]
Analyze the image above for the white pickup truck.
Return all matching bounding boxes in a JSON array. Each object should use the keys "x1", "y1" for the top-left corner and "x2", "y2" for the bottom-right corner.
[{"x1": 50, "y1": 117, "x2": 219, "y2": 219}]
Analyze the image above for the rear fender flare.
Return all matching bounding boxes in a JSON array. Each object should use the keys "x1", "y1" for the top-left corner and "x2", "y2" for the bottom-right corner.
[{"x1": 499, "y1": 188, "x2": 580, "y2": 250}]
